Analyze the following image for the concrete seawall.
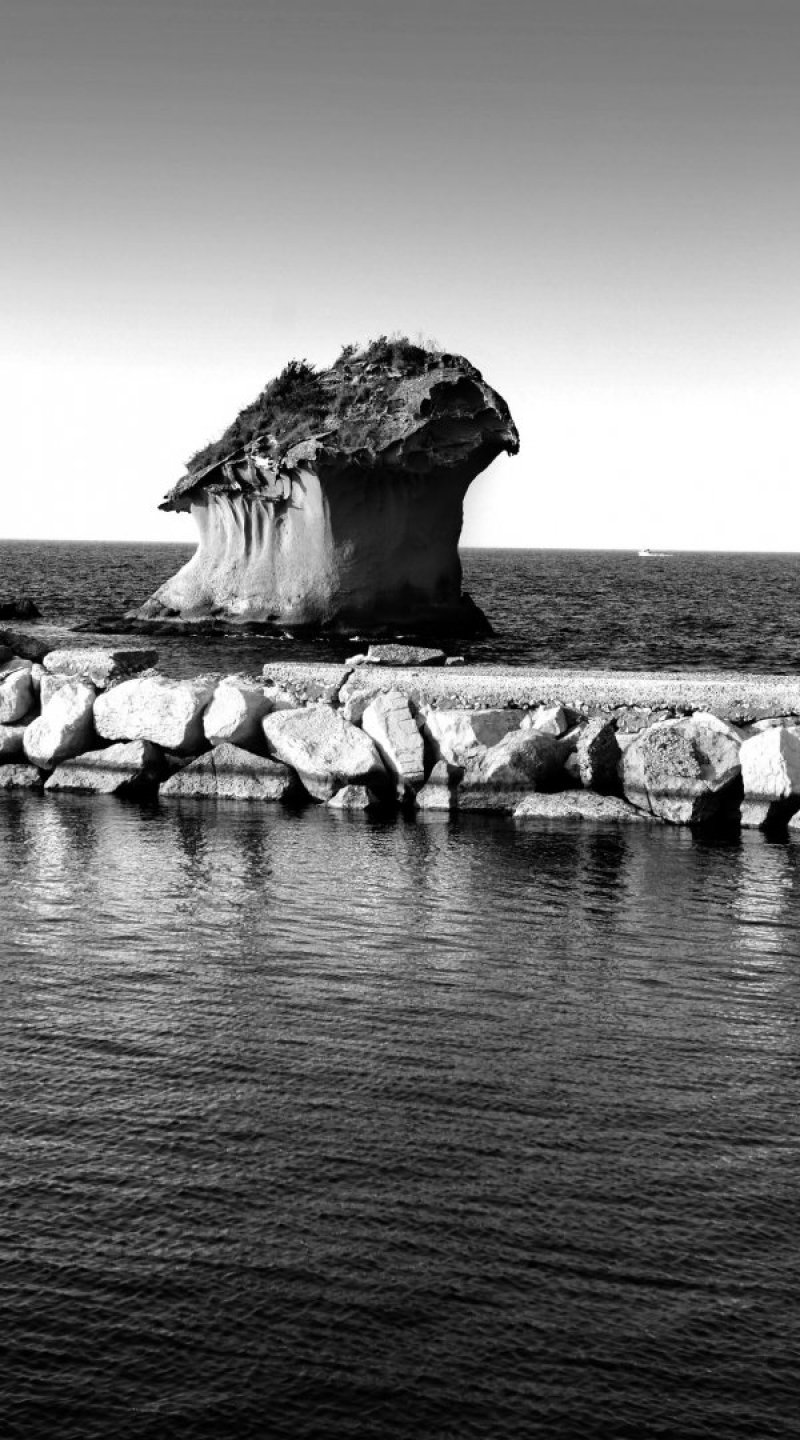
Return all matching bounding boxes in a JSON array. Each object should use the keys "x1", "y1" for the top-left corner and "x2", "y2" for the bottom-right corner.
[
  {"x1": 4, "y1": 648, "x2": 800, "y2": 829},
  {"x1": 262, "y1": 663, "x2": 800, "y2": 723}
]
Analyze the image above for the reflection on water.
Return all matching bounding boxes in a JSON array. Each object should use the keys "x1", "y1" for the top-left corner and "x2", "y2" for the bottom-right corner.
[{"x1": 2, "y1": 796, "x2": 800, "y2": 1439}]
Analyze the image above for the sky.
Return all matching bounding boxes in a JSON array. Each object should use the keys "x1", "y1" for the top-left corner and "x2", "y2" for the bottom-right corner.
[{"x1": 2, "y1": 0, "x2": 799, "y2": 549}]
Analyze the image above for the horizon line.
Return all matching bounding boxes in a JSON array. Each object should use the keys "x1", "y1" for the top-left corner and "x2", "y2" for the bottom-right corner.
[{"x1": 2, "y1": 537, "x2": 800, "y2": 557}]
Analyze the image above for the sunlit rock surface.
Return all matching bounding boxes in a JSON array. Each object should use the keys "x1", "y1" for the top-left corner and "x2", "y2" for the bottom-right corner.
[
  {"x1": 739, "y1": 726, "x2": 800, "y2": 829},
  {"x1": 262, "y1": 705, "x2": 387, "y2": 801},
  {"x1": 23, "y1": 681, "x2": 97, "y2": 768},
  {"x1": 0, "y1": 667, "x2": 34, "y2": 724},
  {"x1": 141, "y1": 341, "x2": 518, "y2": 634},
  {"x1": 202, "y1": 678, "x2": 274, "y2": 750},
  {"x1": 94, "y1": 675, "x2": 215, "y2": 754},
  {"x1": 621, "y1": 713, "x2": 742, "y2": 825},
  {"x1": 361, "y1": 689, "x2": 425, "y2": 799}
]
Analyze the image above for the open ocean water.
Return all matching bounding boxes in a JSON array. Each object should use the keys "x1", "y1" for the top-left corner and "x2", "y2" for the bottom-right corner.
[
  {"x1": 2, "y1": 540, "x2": 800, "y2": 672},
  {"x1": 2, "y1": 542, "x2": 800, "y2": 1439}
]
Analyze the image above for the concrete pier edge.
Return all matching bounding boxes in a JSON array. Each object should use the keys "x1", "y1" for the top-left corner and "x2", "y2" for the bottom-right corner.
[{"x1": 262, "y1": 662, "x2": 800, "y2": 722}]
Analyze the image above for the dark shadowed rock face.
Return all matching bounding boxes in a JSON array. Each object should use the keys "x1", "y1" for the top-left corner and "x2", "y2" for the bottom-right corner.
[
  {"x1": 0, "y1": 597, "x2": 41, "y2": 621},
  {"x1": 140, "y1": 340, "x2": 519, "y2": 634}
]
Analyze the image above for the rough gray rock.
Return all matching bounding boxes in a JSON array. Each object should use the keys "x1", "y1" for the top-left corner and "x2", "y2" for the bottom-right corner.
[
  {"x1": 39, "y1": 672, "x2": 74, "y2": 708},
  {"x1": 263, "y1": 666, "x2": 350, "y2": 707},
  {"x1": 0, "y1": 763, "x2": 44, "y2": 790},
  {"x1": 458, "y1": 730, "x2": 567, "y2": 812},
  {"x1": 23, "y1": 681, "x2": 97, "y2": 768},
  {"x1": 0, "y1": 655, "x2": 33, "y2": 676},
  {"x1": 203, "y1": 678, "x2": 274, "y2": 749},
  {"x1": 576, "y1": 716, "x2": 622, "y2": 794},
  {"x1": 739, "y1": 727, "x2": 800, "y2": 829},
  {"x1": 0, "y1": 597, "x2": 40, "y2": 620},
  {"x1": 523, "y1": 704, "x2": 572, "y2": 737},
  {"x1": 414, "y1": 759, "x2": 459, "y2": 813},
  {"x1": 365, "y1": 644, "x2": 446, "y2": 667},
  {"x1": 0, "y1": 628, "x2": 73, "y2": 663},
  {"x1": 45, "y1": 740, "x2": 165, "y2": 797},
  {"x1": 342, "y1": 688, "x2": 373, "y2": 726},
  {"x1": 0, "y1": 667, "x2": 35, "y2": 724},
  {"x1": 94, "y1": 675, "x2": 216, "y2": 753},
  {"x1": 563, "y1": 751, "x2": 583, "y2": 786},
  {"x1": 160, "y1": 743, "x2": 297, "y2": 801},
  {"x1": 513, "y1": 792, "x2": 651, "y2": 822},
  {"x1": 745, "y1": 715, "x2": 800, "y2": 735},
  {"x1": 419, "y1": 707, "x2": 524, "y2": 769},
  {"x1": 621, "y1": 713, "x2": 742, "y2": 825},
  {"x1": 360, "y1": 689, "x2": 425, "y2": 798},
  {"x1": 327, "y1": 784, "x2": 381, "y2": 810},
  {"x1": 262, "y1": 706, "x2": 387, "y2": 801},
  {"x1": 43, "y1": 647, "x2": 158, "y2": 689},
  {"x1": 0, "y1": 724, "x2": 30, "y2": 763}
]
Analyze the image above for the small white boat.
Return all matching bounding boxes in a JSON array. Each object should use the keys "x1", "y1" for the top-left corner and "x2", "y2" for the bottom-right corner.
[{"x1": 638, "y1": 548, "x2": 668, "y2": 557}]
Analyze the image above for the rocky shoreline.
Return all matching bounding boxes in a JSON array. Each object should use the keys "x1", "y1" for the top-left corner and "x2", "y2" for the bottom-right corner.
[{"x1": 2, "y1": 641, "x2": 800, "y2": 831}]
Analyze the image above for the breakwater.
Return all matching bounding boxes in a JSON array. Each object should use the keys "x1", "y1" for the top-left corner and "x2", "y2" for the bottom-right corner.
[{"x1": 2, "y1": 643, "x2": 800, "y2": 830}]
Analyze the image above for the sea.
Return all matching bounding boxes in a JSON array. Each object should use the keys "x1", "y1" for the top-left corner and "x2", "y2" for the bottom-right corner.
[{"x1": 2, "y1": 541, "x2": 800, "y2": 1440}]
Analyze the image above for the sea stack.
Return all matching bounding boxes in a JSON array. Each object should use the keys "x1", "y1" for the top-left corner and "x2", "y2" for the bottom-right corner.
[{"x1": 140, "y1": 338, "x2": 519, "y2": 634}]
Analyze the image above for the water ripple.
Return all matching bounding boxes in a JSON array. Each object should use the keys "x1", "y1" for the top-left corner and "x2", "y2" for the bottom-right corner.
[{"x1": 2, "y1": 799, "x2": 800, "y2": 1436}]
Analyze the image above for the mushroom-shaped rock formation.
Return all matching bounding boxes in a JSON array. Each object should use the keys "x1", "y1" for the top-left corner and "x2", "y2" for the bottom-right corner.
[{"x1": 140, "y1": 338, "x2": 519, "y2": 634}]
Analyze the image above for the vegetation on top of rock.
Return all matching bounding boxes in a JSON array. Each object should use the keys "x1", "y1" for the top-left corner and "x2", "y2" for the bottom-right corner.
[{"x1": 186, "y1": 334, "x2": 446, "y2": 476}]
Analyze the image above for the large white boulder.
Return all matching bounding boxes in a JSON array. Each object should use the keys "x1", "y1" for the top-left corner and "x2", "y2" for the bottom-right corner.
[
  {"x1": 262, "y1": 706, "x2": 387, "y2": 801},
  {"x1": 458, "y1": 730, "x2": 566, "y2": 811},
  {"x1": 360, "y1": 689, "x2": 425, "y2": 798},
  {"x1": 94, "y1": 675, "x2": 215, "y2": 754},
  {"x1": 203, "y1": 678, "x2": 274, "y2": 749},
  {"x1": 160, "y1": 743, "x2": 297, "y2": 801},
  {"x1": 45, "y1": 740, "x2": 164, "y2": 797},
  {"x1": 43, "y1": 647, "x2": 158, "y2": 689},
  {"x1": 621, "y1": 713, "x2": 741, "y2": 825},
  {"x1": 23, "y1": 681, "x2": 97, "y2": 768},
  {"x1": 0, "y1": 667, "x2": 34, "y2": 723},
  {"x1": 739, "y1": 727, "x2": 800, "y2": 828},
  {"x1": 419, "y1": 707, "x2": 524, "y2": 768}
]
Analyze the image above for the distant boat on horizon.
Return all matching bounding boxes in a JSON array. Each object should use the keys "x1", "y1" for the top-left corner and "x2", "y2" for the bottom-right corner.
[{"x1": 637, "y1": 548, "x2": 670, "y2": 557}]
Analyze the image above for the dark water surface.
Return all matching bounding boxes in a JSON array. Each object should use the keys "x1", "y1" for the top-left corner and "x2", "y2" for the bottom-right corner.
[
  {"x1": 2, "y1": 541, "x2": 800, "y2": 673},
  {"x1": 2, "y1": 795, "x2": 800, "y2": 1439},
  {"x1": 3, "y1": 541, "x2": 800, "y2": 1437}
]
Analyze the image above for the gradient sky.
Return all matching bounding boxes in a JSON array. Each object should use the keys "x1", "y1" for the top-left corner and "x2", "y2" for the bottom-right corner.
[{"x1": 2, "y1": 0, "x2": 798, "y2": 547}]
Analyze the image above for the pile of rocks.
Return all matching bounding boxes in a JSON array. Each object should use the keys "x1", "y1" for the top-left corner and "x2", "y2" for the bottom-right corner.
[{"x1": 2, "y1": 645, "x2": 800, "y2": 830}]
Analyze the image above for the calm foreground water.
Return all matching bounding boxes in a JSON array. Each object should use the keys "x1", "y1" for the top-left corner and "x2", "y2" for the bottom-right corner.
[
  {"x1": 3, "y1": 799, "x2": 800, "y2": 1439},
  {"x1": 2, "y1": 542, "x2": 800, "y2": 1437}
]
